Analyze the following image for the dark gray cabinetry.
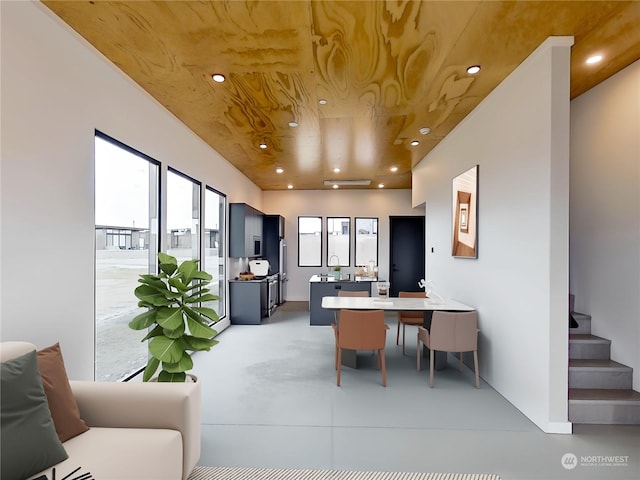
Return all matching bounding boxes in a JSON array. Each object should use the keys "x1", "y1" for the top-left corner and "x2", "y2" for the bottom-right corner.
[
  {"x1": 309, "y1": 281, "x2": 370, "y2": 325},
  {"x1": 229, "y1": 281, "x2": 265, "y2": 325},
  {"x1": 230, "y1": 203, "x2": 263, "y2": 258}
]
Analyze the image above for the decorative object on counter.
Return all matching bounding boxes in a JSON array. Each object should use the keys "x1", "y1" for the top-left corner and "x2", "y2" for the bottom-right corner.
[
  {"x1": 238, "y1": 271, "x2": 255, "y2": 280},
  {"x1": 129, "y1": 252, "x2": 220, "y2": 382},
  {"x1": 376, "y1": 281, "x2": 390, "y2": 298},
  {"x1": 333, "y1": 265, "x2": 342, "y2": 281}
]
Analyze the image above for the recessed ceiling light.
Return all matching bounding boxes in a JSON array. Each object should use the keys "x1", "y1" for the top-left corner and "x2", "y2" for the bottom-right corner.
[
  {"x1": 288, "y1": 121, "x2": 299, "y2": 128},
  {"x1": 211, "y1": 73, "x2": 226, "y2": 83},
  {"x1": 276, "y1": 167, "x2": 284, "y2": 174},
  {"x1": 287, "y1": 184, "x2": 293, "y2": 189},
  {"x1": 390, "y1": 166, "x2": 398, "y2": 172},
  {"x1": 332, "y1": 184, "x2": 339, "y2": 189},
  {"x1": 419, "y1": 127, "x2": 431, "y2": 135},
  {"x1": 466, "y1": 65, "x2": 481, "y2": 75},
  {"x1": 318, "y1": 99, "x2": 328, "y2": 105},
  {"x1": 259, "y1": 142, "x2": 268, "y2": 149},
  {"x1": 378, "y1": 183, "x2": 385, "y2": 188},
  {"x1": 333, "y1": 167, "x2": 341, "y2": 173},
  {"x1": 410, "y1": 140, "x2": 420, "y2": 146},
  {"x1": 586, "y1": 55, "x2": 603, "y2": 65}
]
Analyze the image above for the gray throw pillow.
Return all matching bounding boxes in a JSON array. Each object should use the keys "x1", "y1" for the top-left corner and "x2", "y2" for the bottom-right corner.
[{"x1": 1, "y1": 350, "x2": 68, "y2": 480}]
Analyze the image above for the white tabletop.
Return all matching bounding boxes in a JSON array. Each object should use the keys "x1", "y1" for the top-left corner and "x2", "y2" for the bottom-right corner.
[{"x1": 320, "y1": 296, "x2": 475, "y2": 312}]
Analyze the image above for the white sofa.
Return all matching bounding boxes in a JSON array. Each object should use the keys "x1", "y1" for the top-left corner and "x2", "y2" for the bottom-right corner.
[{"x1": 1, "y1": 342, "x2": 200, "y2": 480}]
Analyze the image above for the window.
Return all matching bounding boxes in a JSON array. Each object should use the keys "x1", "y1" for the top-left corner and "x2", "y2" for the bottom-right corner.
[
  {"x1": 203, "y1": 187, "x2": 226, "y2": 320},
  {"x1": 298, "y1": 216, "x2": 322, "y2": 267},
  {"x1": 355, "y1": 217, "x2": 378, "y2": 267},
  {"x1": 167, "y1": 169, "x2": 201, "y2": 264},
  {"x1": 327, "y1": 217, "x2": 350, "y2": 266},
  {"x1": 94, "y1": 132, "x2": 159, "y2": 381}
]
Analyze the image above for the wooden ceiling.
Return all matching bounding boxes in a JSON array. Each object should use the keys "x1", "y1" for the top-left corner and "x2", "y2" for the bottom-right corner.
[{"x1": 43, "y1": 1, "x2": 640, "y2": 190}]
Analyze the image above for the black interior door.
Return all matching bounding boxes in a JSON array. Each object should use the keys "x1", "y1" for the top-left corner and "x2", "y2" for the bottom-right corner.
[{"x1": 389, "y1": 216, "x2": 425, "y2": 296}]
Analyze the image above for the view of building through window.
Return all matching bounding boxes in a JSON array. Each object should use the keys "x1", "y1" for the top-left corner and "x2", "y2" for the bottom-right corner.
[
  {"x1": 204, "y1": 187, "x2": 226, "y2": 319},
  {"x1": 95, "y1": 135, "x2": 227, "y2": 381},
  {"x1": 95, "y1": 133, "x2": 159, "y2": 381},
  {"x1": 167, "y1": 168, "x2": 200, "y2": 264},
  {"x1": 327, "y1": 217, "x2": 350, "y2": 266},
  {"x1": 298, "y1": 216, "x2": 322, "y2": 267}
]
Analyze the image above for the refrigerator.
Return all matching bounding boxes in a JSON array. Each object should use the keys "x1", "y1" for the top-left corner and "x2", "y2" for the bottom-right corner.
[{"x1": 263, "y1": 214, "x2": 287, "y2": 304}]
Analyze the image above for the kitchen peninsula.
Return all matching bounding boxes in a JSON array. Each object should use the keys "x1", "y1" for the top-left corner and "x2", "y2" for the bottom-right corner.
[{"x1": 308, "y1": 274, "x2": 379, "y2": 325}]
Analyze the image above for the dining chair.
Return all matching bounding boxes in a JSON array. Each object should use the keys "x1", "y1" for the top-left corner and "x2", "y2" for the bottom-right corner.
[
  {"x1": 336, "y1": 309, "x2": 389, "y2": 387},
  {"x1": 416, "y1": 310, "x2": 480, "y2": 388},
  {"x1": 396, "y1": 291, "x2": 427, "y2": 354},
  {"x1": 331, "y1": 290, "x2": 370, "y2": 369}
]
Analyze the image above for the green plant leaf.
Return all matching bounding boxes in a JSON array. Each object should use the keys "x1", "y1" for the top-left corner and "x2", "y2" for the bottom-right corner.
[
  {"x1": 163, "y1": 322, "x2": 185, "y2": 339},
  {"x1": 149, "y1": 335, "x2": 184, "y2": 363},
  {"x1": 168, "y1": 277, "x2": 189, "y2": 292},
  {"x1": 159, "y1": 262, "x2": 178, "y2": 276},
  {"x1": 142, "y1": 356, "x2": 160, "y2": 382},
  {"x1": 141, "y1": 325, "x2": 164, "y2": 342},
  {"x1": 183, "y1": 336, "x2": 218, "y2": 351},
  {"x1": 186, "y1": 316, "x2": 217, "y2": 339},
  {"x1": 158, "y1": 252, "x2": 177, "y2": 265},
  {"x1": 129, "y1": 309, "x2": 156, "y2": 330},
  {"x1": 135, "y1": 285, "x2": 173, "y2": 306},
  {"x1": 156, "y1": 307, "x2": 184, "y2": 330},
  {"x1": 184, "y1": 293, "x2": 218, "y2": 304},
  {"x1": 185, "y1": 281, "x2": 210, "y2": 292},
  {"x1": 138, "y1": 275, "x2": 167, "y2": 288},
  {"x1": 161, "y1": 352, "x2": 193, "y2": 373},
  {"x1": 192, "y1": 271, "x2": 213, "y2": 281},
  {"x1": 158, "y1": 370, "x2": 186, "y2": 382},
  {"x1": 192, "y1": 306, "x2": 219, "y2": 322},
  {"x1": 183, "y1": 305, "x2": 208, "y2": 325},
  {"x1": 177, "y1": 259, "x2": 198, "y2": 284}
]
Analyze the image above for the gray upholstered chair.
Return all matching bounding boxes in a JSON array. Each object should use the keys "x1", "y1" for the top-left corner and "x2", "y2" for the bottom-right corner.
[
  {"x1": 396, "y1": 291, "x2": 426, "y2": 354},
  {"x1": 416, "y1": 311, "x2": 480, "y2": 388}
]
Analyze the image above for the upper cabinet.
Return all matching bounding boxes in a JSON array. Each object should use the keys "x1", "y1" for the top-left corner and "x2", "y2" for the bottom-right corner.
[{"x1": 230, "y1": 203, "x2": 264, "y2": 258}]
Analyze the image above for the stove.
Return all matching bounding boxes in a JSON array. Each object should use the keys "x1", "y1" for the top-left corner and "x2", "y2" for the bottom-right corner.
[{"x1": 249, "y1": 260, "x2": 278, "y2": 316}]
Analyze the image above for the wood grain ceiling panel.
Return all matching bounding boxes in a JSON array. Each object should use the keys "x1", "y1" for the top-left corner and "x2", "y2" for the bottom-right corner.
[{"x1": 42, "y1": 0, "x2": 640, "y2": 190}]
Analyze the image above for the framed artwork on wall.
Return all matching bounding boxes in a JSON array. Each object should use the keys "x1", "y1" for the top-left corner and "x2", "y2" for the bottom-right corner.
[{"x1": 452, "y1": 165, "x2": 478, "y2": 258}]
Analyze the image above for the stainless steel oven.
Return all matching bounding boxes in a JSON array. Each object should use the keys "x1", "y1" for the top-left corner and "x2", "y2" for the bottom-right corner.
[{"x1": 267, "y1": 274, "x2": 278, "y2": 316}]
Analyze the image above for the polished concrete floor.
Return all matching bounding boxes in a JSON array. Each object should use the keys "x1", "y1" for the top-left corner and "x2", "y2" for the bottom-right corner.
[{"x1": 191, "y1": 302, "x2": 639, "y2": 480}]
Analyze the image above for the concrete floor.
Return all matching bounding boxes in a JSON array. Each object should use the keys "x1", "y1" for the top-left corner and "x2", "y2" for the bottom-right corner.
[{"x1": 191, "y1": 302, "x2": 640, "y2": 480}]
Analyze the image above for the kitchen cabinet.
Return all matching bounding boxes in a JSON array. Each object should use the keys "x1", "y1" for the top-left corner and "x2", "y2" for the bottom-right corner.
[
  {"x1": 230, "y1": 203, "x2": 263, "y2": 258},
  {"x1": 229, "y1": 280, "x2": 265, "y2": 325},
  {"x1": 308, "y1": 276, "x2": 372, "y2": 325}
]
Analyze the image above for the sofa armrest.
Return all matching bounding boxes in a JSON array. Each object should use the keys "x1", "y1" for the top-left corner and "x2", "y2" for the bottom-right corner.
[{"x1": 70, "y1": 380, "x2": 201, "y2": 480}]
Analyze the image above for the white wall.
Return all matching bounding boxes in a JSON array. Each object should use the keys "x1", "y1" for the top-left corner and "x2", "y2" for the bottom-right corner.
[
  {"x1": 570, "y1": 60, "x2": 640, "y2": 388},
  {"x1": 0, "y1": 2, "x2": 261, "y2": 379},
  {"x1": 412, "y1": 37, "x2": 573, "y2": 433},
  {"x1": 262, "y1": 190, "x2": 423, "y2": 301}
]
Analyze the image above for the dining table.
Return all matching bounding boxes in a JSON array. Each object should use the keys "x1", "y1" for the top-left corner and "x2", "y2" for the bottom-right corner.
[{"x1": 321, "y1": 295, "x2": 475, "y2": 369}]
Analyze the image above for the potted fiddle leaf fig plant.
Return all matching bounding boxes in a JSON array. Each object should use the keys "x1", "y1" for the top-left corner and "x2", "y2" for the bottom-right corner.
[{"x1": 129, "y1": 252, "x2": 220, "y2": 382}]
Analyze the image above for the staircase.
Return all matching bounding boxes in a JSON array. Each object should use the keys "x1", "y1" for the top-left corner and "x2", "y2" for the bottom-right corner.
[{"x1": 568, "y1": 312, "x2": 640, "y2": 424}]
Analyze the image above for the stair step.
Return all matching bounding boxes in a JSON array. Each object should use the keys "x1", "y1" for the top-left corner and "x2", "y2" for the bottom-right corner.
[
  {"x1": 569, "y1": 334, "x2": 611, "y2": 359},
  {"x1": 569, "y1": 359, "x2": 633, "y2": 389},
  {"x1": 570, "y1": 312, "x2": 591, "y2": 334},
  {"x1": 569, "y1": 389, "x2": 640, "y2": 424}
]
